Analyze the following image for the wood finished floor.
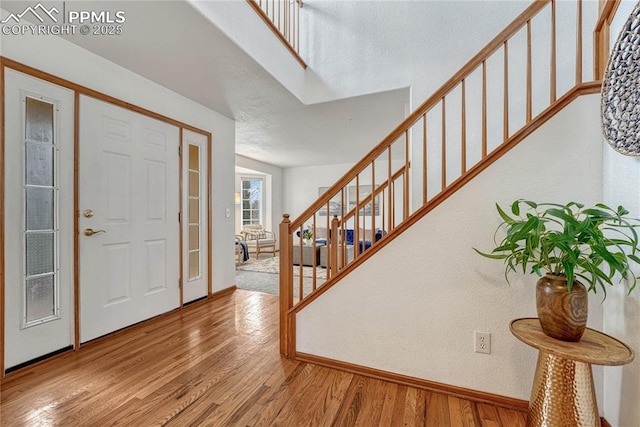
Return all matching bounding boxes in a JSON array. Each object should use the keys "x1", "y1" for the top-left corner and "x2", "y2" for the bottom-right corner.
[{"x1": 0, "y1": 290, "x2": 526, "y2": 426}]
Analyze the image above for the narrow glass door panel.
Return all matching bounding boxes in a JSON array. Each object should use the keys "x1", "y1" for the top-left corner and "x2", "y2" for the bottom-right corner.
[
  {"x1": 24, "y1": 97, "x2": 58, "y2": 327},
  {"x1": 4, "y1": 70, "x2": 74, "y2": 371},
  {"x1": 181, "y1": 129, "x2": 208, "y2": 303},
  {"x1": 187, "y1": 143, "x2": 201, "y2": 280}
]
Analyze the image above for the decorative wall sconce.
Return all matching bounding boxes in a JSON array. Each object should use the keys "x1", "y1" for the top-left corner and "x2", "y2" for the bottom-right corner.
[{"x1": 601, "y1": 1, "x2": 640, "y2": 156}]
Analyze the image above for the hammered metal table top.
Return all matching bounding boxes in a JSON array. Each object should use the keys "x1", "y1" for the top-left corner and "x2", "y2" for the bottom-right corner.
[{"x1": 510, "y1": 318, "x2": 635, "y2": 366}]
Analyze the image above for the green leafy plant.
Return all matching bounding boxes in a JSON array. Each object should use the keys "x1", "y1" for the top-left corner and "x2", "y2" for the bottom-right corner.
[
  {"x1": 302, "y1": 229, "x2": 313, "y2": 240},
  {"x1": 474, "y1": 200, "x2": 640, "y2": 297}
]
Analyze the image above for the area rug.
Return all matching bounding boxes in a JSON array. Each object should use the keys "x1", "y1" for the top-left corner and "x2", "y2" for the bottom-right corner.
[
  {"x1": 235, "y1": 270, "x2": 320, "y2": 297},
  {"x1": 236, "y1": 255, "x2": 327, "y2": 280}
]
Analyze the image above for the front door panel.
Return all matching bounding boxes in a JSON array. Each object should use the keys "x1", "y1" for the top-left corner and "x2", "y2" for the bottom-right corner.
[{"x1": 79, "y1": 96, "x2": 179, "y2": 343}]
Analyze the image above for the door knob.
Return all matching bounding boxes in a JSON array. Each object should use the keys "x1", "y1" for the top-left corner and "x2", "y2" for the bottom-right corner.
[{"x1": 84, "y1": 228, "x2": 106, "y2": 236}]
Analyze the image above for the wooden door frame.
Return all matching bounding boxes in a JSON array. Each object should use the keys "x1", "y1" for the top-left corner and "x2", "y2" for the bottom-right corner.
[{"x1": 0, "y1": 57, "x2": 213, "y2": 378}]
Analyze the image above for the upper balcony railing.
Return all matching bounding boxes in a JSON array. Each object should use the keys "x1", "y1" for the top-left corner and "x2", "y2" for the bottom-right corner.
[
  {"x1": 278, "y1": 0, "x2": 613, "y2": 356},
  {"x1": 247, "y1": 0, "x2": 307, "y2": 68}
]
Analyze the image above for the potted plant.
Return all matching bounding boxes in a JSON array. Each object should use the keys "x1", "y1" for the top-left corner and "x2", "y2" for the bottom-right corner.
[
  {"x1": 302, "y1": 229, "x2": 314, "y2": 246},
  {"x1": 475, "y1": 200, "x2": 640, "y2": 341}
]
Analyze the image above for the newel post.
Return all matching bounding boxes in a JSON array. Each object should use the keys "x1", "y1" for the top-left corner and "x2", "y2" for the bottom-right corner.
[
  {"x1": 330, "y1": 215, "x2": 339, "y2": 277},
  {"x1": 279, "y1": 214, "x2": 294, "y2": 356}
]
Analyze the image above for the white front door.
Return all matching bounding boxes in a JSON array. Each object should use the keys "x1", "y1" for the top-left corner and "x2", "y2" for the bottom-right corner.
[
  {"x1": 79, "y1": 96, "x2": 180, "y2": 343},
  {"x1": 4, "y1": 70, "x2": 74, "y2": 370},
  {"x1": 182, "y1": 129, "x2": 209, "y2": 303}
]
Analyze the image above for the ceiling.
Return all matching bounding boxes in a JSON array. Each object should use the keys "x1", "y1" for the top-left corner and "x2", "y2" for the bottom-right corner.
[
  {"x1": 1, "y1": 0, "x2": 528, "y2": 169},
  {"x1": 1, "y1": 0, "x2": 406, "y2": 168}
]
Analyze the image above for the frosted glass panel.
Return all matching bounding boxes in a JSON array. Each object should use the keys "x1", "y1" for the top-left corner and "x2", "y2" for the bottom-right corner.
[
  {"x1": 189, "y1": 225, "x2": 199, "y2": 251},
  {"x1": 189, "y1": 251, "x2": 200, "y2": 279},
  {"x1": 189, "y1": 199, "x2": 199, "y2": 223},
  {"x1": 25, "y1": 143, "x2": 54, "y2": 186},
  {"x1": 189, "y1": 172, "x2": 199, "y2": 197},
  {"x1": 26, "y1": 275, "x2": 55, "y2": 322},
  {"x1": 189, "y1": 144, "x2": 199, "y2": 171},
  {"x1": 26, "y1": 187, "x2": 54, "y2": 230},
  {"x1": 26, "y1": 233, "x2": 54, "y2": 275},
  {"x1": 25, "y1": 97, "x2": 54, "y2": 143},
  {"x1": 23, "y1": 95, "x2": 58, "y2": 326}
]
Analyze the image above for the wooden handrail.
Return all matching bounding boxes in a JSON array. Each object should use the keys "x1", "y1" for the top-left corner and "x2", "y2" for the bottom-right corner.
[
  {"x1": 246, "y1": 0, "x2": 307, "y2": 69},
  {"x1": 290, "y1": 0, "x2": 550, "y2": 230},
  {"x1": 286, "y1": 80, "x2": 602, "y2": 318},
  {"x1": 279, "y1": 0, "x2": 620, "y2": 357}
]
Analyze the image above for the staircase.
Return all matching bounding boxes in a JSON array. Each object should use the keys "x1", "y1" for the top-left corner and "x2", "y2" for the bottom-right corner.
[{"x1": 278, "y1": 0, "x2": 615, "y2": 358}]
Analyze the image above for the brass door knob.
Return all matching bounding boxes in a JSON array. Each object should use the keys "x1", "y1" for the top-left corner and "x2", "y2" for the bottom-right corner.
[{"x1": 84, "y1": 228, "x2": 106, "y2": 236}]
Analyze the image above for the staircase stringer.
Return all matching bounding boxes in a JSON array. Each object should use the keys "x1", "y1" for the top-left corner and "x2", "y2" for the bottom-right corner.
[{"x1": 287, "y1": 81, "x2": 602, "y2": 319}]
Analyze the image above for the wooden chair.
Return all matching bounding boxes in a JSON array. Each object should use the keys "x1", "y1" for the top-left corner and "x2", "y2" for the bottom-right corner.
[{"x1": 241, "y1": 224, "x2": 276, "y2": 259}]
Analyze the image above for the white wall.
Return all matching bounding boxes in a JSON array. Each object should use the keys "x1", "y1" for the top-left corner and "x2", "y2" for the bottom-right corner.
[
  {"x1": 197, "y1": 1, "x2": 531, "y2": 107},
  {"x1": 284, "y1": 163, "x2": 352, "y2": 218},
  {"x1": 297, "y1": 94, "x2": 604, "y2": 401},
  {"x1": 0, "y1": 13, "x2": 237, "y2": 292},
  {"x1": 602, "y1": 2, "x2": 640, "y2": 425},
  {"x1": 189, "y1": 0, "x2": 330, "y2": 105},
  {"x1": 236, "y1": 155, "x2": 284, "y2": 237},
  {"x1": 300, "y1": 0, "x2": 529, "y2": 106},
  {"x1": 602, "y1": 146, "x2": 640, "y2": 427}
]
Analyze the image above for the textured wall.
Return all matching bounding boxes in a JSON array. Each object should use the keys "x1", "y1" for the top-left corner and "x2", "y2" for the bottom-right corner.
[
  {"x1": 284, "y1": 163, "x2": 352, "y2": 218},
  {"x1": 602, "y1": 3, "x2": 640, "y2": 424},
  {"x1": 297, "y1": 94, "x2": 604, "y2": 401}
]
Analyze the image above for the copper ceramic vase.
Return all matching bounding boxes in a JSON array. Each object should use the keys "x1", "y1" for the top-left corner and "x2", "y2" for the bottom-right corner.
[{"x1": 536, "y1": 274, "x2": 588, "y2": 341}]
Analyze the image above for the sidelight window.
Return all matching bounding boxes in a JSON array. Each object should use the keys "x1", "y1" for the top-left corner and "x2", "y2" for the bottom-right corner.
[
  {"x1": 187, "y1": 143, "x2": 201, "y2": 280},
  {"x1": 23, "y1": 96, "x2": 59, "y2": 326}
]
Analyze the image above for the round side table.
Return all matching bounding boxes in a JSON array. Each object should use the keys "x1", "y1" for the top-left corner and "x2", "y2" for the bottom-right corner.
[{"x1": 510, "y1": 318, "x2": 634, "y2": 427}]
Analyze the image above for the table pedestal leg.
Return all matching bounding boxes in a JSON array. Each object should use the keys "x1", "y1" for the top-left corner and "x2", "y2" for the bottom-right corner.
[{"x1": 527, "y1": 351, "x2": 599, "y2": 427}]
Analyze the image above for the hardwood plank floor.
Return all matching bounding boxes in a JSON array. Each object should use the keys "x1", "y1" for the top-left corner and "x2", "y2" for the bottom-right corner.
[{"x1": 0, "y1": 290, "x2": 526, "y2": 426}]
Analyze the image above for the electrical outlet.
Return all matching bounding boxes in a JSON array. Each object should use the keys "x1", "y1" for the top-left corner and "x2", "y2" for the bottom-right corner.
[{"x1": 475, "y1": 331, "x2": 491, "y2": 354}]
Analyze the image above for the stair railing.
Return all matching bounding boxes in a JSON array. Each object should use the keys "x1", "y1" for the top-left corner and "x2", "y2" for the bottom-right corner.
[
  {"x1": 279, "y1": 0, "x2": 611, "y2": 357},
  {"x1": 246, "y1": 0, "x2": 306, "y2": 68}
]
